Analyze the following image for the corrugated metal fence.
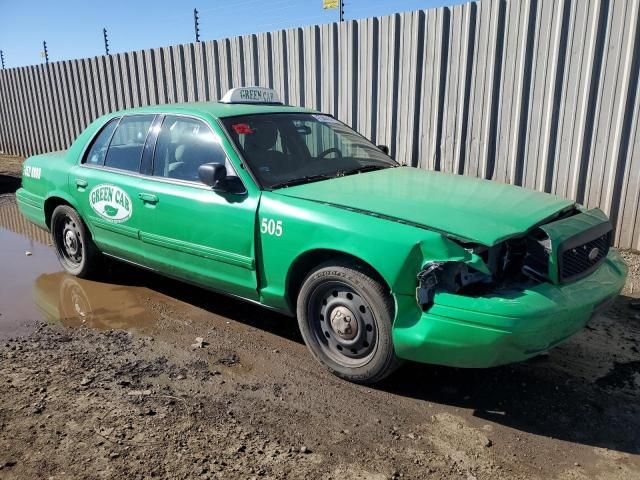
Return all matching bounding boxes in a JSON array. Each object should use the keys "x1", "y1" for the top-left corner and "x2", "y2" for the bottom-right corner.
[{"x1": 1, "y1": 0, "x2": 639, "y2": 249}]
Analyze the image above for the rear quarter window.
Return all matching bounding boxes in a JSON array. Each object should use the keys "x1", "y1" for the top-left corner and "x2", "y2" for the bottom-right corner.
[{"x1": 83, "y1": 118, "x2": 119, "y2": 166}]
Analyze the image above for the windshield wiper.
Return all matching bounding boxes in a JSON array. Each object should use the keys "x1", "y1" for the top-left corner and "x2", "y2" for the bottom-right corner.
[
  {"x1": 335, "y1": 164, "x2": 393, "y2": 177},
  {"x1": 269, "y1": 164, "x2": 394, "y2": 189},
  {"x1": 269, "y1": 174, "x2": 333, "y2": 190}
]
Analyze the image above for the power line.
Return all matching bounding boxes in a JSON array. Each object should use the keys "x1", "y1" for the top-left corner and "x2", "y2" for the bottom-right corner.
[
  {"x1": 242, "y1": 13, "x2": 332, "y2": 33},
  {"x1": 196, "y1": 0, "x2": 294, "y2": 16},
  {"x1": 103, "y1": 0, "x2": 297, "y2": 30},
  {"x1": 8, "y1": 0, "x2": 430, "y2": 67},
  {"x1": 336, "y1": 0, "x2": 438, "y2": 19},
  {"x1": 201, "y1": 10, "x2": 331, "y2": 39},
  {"x1": 148, "y1": 0, "x2": 328, "y2": 30},
  {"x1": 131, "y1": 0, "x2": 296, "y2": 23}
]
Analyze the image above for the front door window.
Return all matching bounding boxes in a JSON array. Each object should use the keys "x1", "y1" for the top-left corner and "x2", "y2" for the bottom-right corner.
[{"x1": 152, "y1": 116, "x2": 235, "y2": 182}]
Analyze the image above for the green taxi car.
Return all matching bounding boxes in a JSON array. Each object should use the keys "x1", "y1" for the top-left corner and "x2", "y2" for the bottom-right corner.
[{"x1": 17, "y1": 87, "x2": 627, "y2": 383}]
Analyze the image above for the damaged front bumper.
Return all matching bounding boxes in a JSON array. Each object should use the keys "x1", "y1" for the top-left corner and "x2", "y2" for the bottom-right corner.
[{"x1": 392, "y1": 250, "x2": 627, "y2": 368}]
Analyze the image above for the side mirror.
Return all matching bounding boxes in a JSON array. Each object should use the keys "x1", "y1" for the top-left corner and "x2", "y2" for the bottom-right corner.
[
  {"x1": 377, "y1": 144, "x2": 390, "y2": 155},
  {"x1": 198, "y1": 162, "x2": 227, "y2": 187},
  {"x1": 198, "y1": 162, "x2": 245, "y2": 194}
]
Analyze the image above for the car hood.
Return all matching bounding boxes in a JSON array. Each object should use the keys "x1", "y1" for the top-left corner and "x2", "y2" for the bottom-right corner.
[{"x1": 275, "y1": 167, "x2": 574, "y2": 246}]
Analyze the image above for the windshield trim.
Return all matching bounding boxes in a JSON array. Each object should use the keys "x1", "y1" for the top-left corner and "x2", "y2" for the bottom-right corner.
[
  {"x1": 218, "y1": 112, "x2": 399, "y2": 191},
  {"x1": 215, "y1": 117, "x2": 265, "y2": 190},
  {"x1": 267, "y1": 173, "x2": 336, "y2": 191}
]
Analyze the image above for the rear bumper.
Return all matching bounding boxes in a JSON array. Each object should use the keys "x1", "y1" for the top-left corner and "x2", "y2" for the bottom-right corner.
[
  {"x1": 392, "y1": 250, "x2": 627, "y2": 368},
  {"x1": 16, "y1": 188, "x2": 47, "y2": 229}
]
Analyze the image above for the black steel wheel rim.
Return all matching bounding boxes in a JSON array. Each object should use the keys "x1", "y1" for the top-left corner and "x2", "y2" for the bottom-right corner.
[
  {"x1": 53, "y1": 214, "x2": 83, "y2": 269},
  {"x1": 307, "y1": 281, "x2": 377, "y2": 367}
]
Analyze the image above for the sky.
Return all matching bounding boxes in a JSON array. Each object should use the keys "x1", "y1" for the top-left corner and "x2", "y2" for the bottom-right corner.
[{"x1": 0, "y1": 0, "x2": 468, "y2": 68}]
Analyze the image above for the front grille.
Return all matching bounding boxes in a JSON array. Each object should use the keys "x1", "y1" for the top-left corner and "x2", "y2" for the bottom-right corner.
[{"x1": 559, "y1": 231, "x2": 611, "y2": 282}]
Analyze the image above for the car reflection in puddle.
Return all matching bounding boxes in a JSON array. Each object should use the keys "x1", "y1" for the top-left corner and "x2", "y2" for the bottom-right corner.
[{"x1": 33, "y1": 272, "x2": 156, "y2": 331}]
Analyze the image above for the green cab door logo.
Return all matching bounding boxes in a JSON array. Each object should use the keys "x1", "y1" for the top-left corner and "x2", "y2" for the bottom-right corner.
[{"x1": 89, "y1": 184, "x2": 133, "y2": 223}]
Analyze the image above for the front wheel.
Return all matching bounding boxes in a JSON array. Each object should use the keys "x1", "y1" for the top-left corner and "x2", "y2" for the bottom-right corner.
[
  {"x1": 296, "y1": 261, "x2": 401, "y2": 384},
  {"x1": 51, "y1": 205, "x2": 100, "y2": 278}
]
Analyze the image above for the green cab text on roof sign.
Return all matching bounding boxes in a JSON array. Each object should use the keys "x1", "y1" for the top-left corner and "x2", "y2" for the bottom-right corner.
[{"x1": 221, "y1": 86, "x2": 281, "y2": 104}]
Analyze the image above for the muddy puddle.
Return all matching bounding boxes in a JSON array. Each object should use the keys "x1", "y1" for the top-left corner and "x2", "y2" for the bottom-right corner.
[
  {"x1": 0, "y1": 201, "x2": 159, "y2": 338},
  {"x1": 32, "y1": 272, "x2": 157, "y2": 331},
  {"x1": 0, "y1": 198, "x2": 296, "y2": 356},
  {"x1": 0, "y1": 226, "x2": 60, "y2": 338}
]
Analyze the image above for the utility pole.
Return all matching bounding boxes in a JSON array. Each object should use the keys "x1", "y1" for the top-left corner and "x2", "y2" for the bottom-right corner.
[
  {"x1": 42, "y1": 41, "x2": 49, "y2": 64},
  {"x1": 339, "y1": 0, "x2": 344, "y2": 22},
  {"x1": 194, "y1": 8, "x2": 201, "y2": 42},
  {"x1": 103, "y1": 28, "x2": 110, "y2": 55},
  {"x1": 0, "y1": 50, "x2": 5, "y2": 70}
]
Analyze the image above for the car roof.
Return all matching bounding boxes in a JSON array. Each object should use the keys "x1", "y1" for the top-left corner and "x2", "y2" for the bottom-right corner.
[{"x1": 114, "y1": 101, "x2": 317, "y2": 119}]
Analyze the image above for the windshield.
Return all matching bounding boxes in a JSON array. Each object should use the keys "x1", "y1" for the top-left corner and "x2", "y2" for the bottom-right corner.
[{"x1": 221, "y1": 113, "x2": 398, "y2": 189}]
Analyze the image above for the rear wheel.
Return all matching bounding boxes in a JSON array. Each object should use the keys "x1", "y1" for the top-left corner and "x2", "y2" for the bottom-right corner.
[
  {"x1": 296, "y1": 261, "x2": 401, "y2": 384},
  {"x1": 51, "y1": 205, "x2": 99, "y2": 278}
]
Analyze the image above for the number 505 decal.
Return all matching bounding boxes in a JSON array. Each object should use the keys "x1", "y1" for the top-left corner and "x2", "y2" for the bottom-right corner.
[{"x1": 261, "y1": 218, "x2": 283, "y2": 237}]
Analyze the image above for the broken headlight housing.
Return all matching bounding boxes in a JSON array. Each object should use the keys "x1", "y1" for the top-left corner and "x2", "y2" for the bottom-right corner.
[
  {"x1": 416, "y1": 260, "x2": 491, "y2": 310},
  {"x1": 415, "y1": 207, "x2": 611, "y2": 310}
]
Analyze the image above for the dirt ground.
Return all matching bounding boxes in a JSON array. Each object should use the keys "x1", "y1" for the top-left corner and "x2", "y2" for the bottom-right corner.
[
  {"x1": 0, "y1": 155, "x2": 23, "y2": 176},
  {"x1": 0, "y1": 160, "x2": 639, "y2": 480}
]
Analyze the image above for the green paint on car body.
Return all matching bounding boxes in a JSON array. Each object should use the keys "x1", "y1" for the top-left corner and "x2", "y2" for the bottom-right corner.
[
  {"x1": 15, "y1": 95, "x2": 627, "y2": 373},
  {"x1": 275, "y1": 167, "x2": 575, "y2": 246}
]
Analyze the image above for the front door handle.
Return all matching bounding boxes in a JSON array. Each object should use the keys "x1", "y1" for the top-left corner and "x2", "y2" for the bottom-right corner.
[
  {"x1": 76, "y1": 178, "x2": 88, "y2": 189},
  {"x1": 138, "y1": 192, "x2": 159, "y2": 204}
]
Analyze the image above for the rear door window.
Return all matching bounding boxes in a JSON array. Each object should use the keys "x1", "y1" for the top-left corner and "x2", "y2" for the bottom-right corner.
[{"x1": 104, "y1": 115, "x2": 155, "y2": 172}]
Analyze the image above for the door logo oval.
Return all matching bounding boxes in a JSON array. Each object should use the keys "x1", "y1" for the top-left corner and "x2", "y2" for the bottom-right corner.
[{"x1": 89, "y1": 184, "x2": 133, "y2": 223}]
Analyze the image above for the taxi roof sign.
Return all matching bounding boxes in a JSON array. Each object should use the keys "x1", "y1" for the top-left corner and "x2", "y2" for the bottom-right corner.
[{"x1": 220, "y1": 87, "x2": 282, "y2": 105}]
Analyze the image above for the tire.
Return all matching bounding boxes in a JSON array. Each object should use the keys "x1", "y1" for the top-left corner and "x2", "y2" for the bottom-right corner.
[
  {"x1": 50, "y1": 205, "x2": 100, "y2": 278},
  {"x1": 296, "y1": 261, "x2": 402, "y2": 384}
]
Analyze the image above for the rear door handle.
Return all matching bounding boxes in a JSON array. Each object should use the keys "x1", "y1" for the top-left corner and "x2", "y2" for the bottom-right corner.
[
  {"x1": 138, "y1": 193, "x2": 159, "y2": 204},
  {"x1": 76, "y1": 178, "x2": 88, "y2": 189}
]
